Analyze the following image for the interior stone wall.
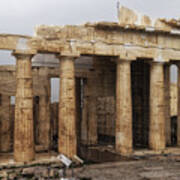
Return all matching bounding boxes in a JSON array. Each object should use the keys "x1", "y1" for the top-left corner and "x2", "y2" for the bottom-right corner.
[
  {"x1": 97, "y1": 96, "x2": 115, "y2": 137},
  {"x1": 87, "y1": 57, "x2": 116, "y2": 139}
]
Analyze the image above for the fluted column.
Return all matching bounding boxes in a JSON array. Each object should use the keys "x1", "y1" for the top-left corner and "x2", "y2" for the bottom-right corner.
[
  {"x1": 36, "y1": 68, "x2": 51, "y2": 150},
  {"x1": 58, "y1": 56, "x2": 77, "y2": 158},
  {"x1": 116, "y1": 59, "x2": 133, "y2": 155},
  {"x1": 13, "y1": 52, "x2": 35, "y2": 162},
  {"x1": 164, "y1": 63, "x2": 171, "y2": 146},
  {"x1": 0, "y1": 95, "x2": 11, "y2": 152},
  {"x1": 149, "y1": 62, "x2": 166, "y2": 151},
  {"x1": 38, "y1": 94, "x2": 50, "y2": 150},
  {"x1": 177, "y1": 64, "x2": 180, "y2": 146}
]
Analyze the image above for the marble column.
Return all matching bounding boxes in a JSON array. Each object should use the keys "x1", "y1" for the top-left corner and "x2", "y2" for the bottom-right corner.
[
  {"x1": 13, "y1": 52, "x2": 35, "y2": 162},
  {"x1": 36, "y1": 68, "x2": 51, "y2": 150},
  {"x1": 116, "y1": 59, "x2": 133, "y2": 155},
  {"x1": 149, "y1": 62, "x2": 166, "y2": 151},
  {"x1": 38, "y1": 94, "x2": 50, "y2": 150},
  {"x1": 58, "y1": 56, "x2": 77, "y2": 158},
  {"x1": 0, "y1": 95, "x2": 11, "y2": 152}
]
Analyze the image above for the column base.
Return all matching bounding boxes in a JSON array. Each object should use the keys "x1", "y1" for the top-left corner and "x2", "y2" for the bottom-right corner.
[{"x1": 116, "y1": 147, "x2": 133, "y2": 156}]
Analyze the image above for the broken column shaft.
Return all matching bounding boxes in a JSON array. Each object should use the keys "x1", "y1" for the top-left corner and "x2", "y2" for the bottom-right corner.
[
  {"x1": 116, "y1": 59, "x2": 133, "y2": 155},
  {"x1": 149, "y1": 62, "x2": 165, "y2": 150},
  {"x1": 58, "y1": 56, "x2": 77, "y2": 158},
  {"x1": 13, "y1": 52, "x2": 35, "y2": 162}
]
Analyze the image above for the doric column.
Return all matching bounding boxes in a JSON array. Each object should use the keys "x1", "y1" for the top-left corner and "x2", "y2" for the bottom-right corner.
[
  {"x1": 164, "y1": 63, "x2": 171, "y2": 146},
  {"x1": 36, "y1": 68, "x2": 51, "y2": 150},
  {"x1": 13, "y1": 51, "x2": 35, "y2": 162},
  {"x1": 177, "y1": 64, "x2": 180, "y2": 146},
  {"x1": 116, "y1": 59, "x2": 133, "y2": 155},
  {"x1": 38, "y1": 94, "x2": 50, "y2": 150},
  {"x1": 0, "y1": 95, "x2": 11, "y2": 152},
  {"x1": 58, "y1": 56, "x2": 77, "y2": 158},
  {"x1": 149, "y1": 62, "x2": 166, "y2": 151}
]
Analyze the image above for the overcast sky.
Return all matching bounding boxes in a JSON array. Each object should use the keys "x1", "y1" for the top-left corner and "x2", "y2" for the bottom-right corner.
[
  {"x1": 0, "y1": 0, "x2": 178, "y2": 92},
  {"x1": 0, "y1": 0, "x2": 179, "y2": 36}
]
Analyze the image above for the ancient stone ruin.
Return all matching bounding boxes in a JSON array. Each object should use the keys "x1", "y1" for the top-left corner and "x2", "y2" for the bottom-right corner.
[{"x1": 0, "y1": 6, "x2": 180, "y2": 170}]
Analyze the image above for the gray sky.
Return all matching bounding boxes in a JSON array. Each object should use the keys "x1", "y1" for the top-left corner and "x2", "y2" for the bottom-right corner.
[
  {"x1": 0, "y1": 0, "x2": 179, "y2": 36},
  {"x1": 0, "y1": 0, "x2": 178, "y2": 98}
]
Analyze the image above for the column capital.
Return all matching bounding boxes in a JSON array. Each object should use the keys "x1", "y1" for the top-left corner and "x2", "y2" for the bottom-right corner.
[
  {"x1": 56, "y1": 54, "x2": 80, "y2": 61},
  {"x1": 153, "y1": 57, "x2": 169, "y2": 63},
  {"x1": 12, "y1": 50, "x2": 36, "y2": 59},
  {"x1": 116, "y1": 57, "x2": 135, "y2": 64},
  {"x1": 149, "y1": 61, "x2": 165, "y2": 66}
]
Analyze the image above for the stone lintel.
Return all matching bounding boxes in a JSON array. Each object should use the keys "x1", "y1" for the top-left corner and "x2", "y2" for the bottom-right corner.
[{"x1": 60, "y1": 51, "x2": 80, "y2": 58}]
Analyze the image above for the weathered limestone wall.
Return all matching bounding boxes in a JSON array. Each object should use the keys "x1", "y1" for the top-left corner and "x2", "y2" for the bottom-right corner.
[
  {"x1": 96, "y1": 58, "x2": 116, "y2": 137},
  {"x1": 97, "y1": 97, "x2": 115, "y2": 136}
]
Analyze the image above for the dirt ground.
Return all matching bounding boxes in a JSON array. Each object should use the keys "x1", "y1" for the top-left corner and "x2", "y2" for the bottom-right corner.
[{"x1": 76, "y1": 157, "x2": 180, "y2": 180}]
